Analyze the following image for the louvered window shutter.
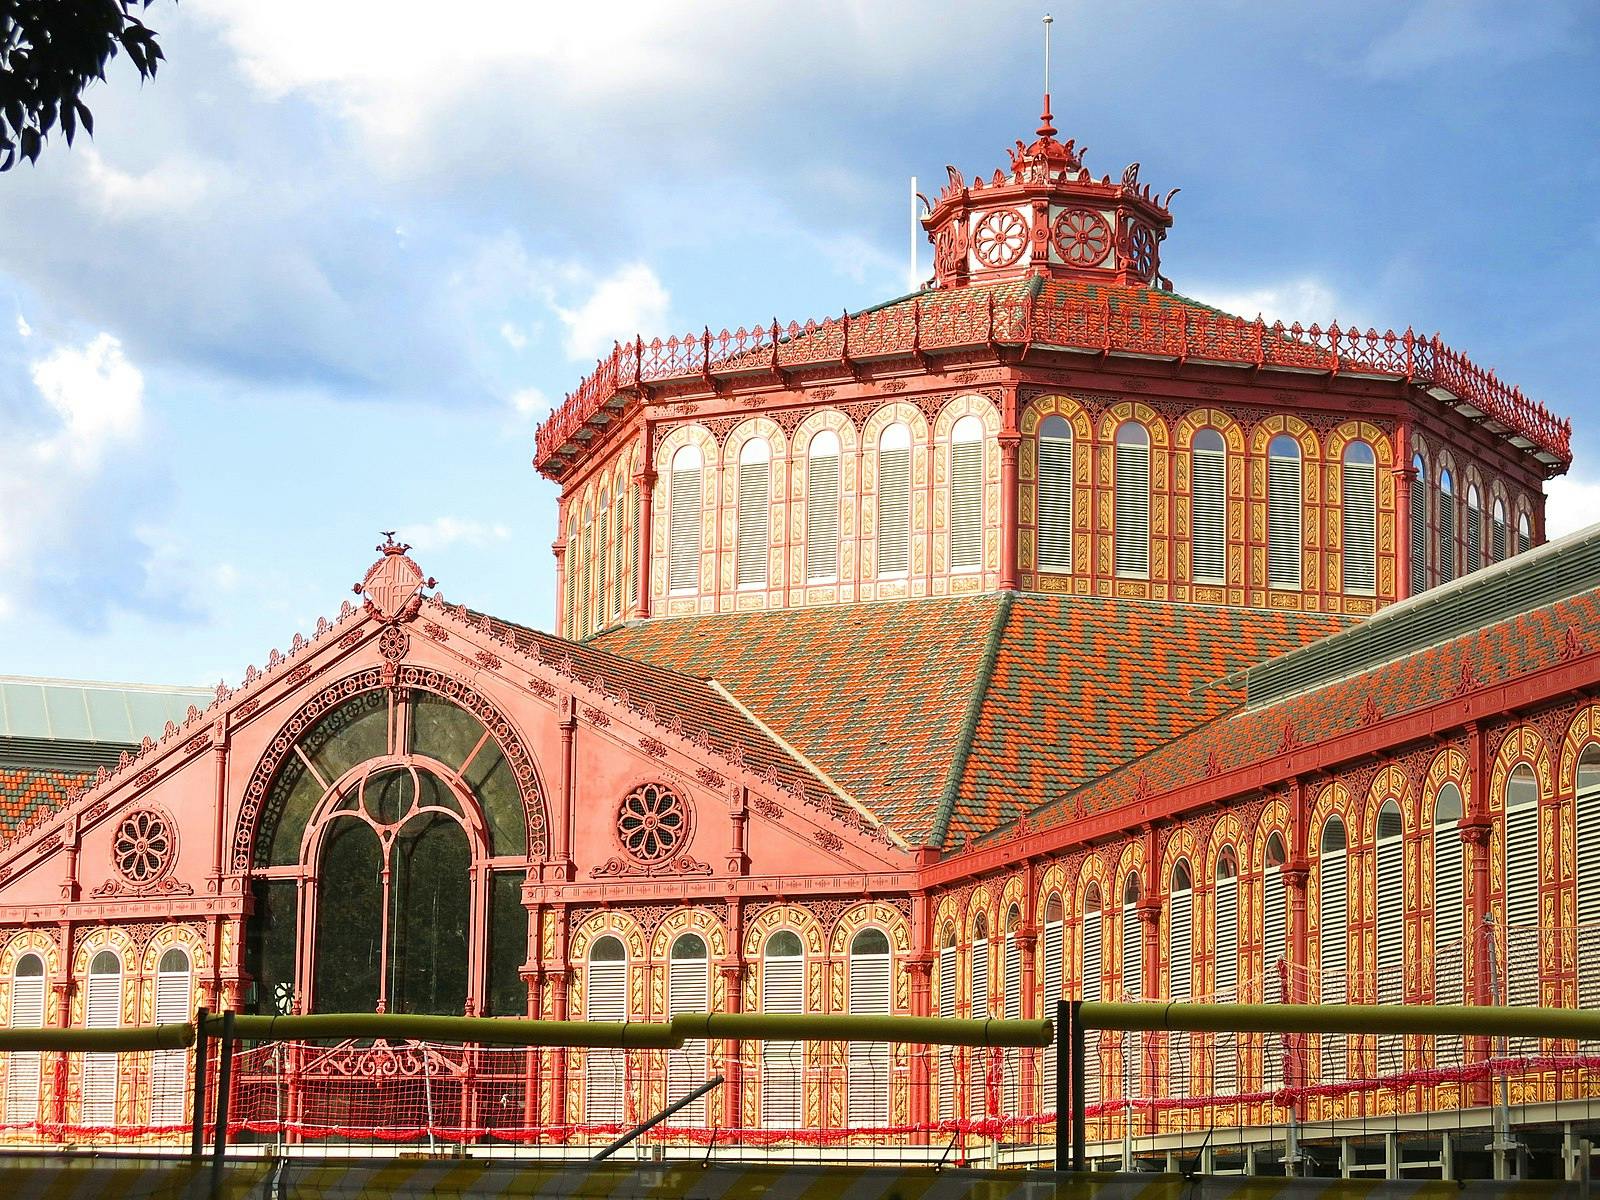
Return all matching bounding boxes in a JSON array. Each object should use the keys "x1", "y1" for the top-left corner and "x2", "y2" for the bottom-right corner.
[
  {"x1": 1213, "y1": 878, "x2": 1238, "y2": 1096},
  {"x1": 1113, "y1": 438, "x2": 1150, "y2": 578},
  {"x1": 1319, "y1": 849, "x2": 1347, "y2": 1083},
  {"x1": 1466, "y1": 495, "x2": 1483, "y2": 574},
  {"x1": 667, "y1": 952, "x2": 709, "y2": 1126},
  {"x1": 847, "y1": 947, "x2": 891, "y2": 1128},
  {"x1": 736, "y1": 451, "x2": 770, "y2": 588},
  {"x1": 82, "y1": 956, "x2": 121, "y2": 1127},
  {"x1": 1492, "y1": 508, "x2": 1508, "y2": 565},
  {"x1": 1504, "y1": 797, "x2": 1539, "y2": 1008},
  {"x1": 1041, "y1": 918, "x2": 1063, "y2": 1108},
  {"x1": 1191, "y1": 445, "x2": 1226, "y2": 584},
  {"x1": 937, "y1": 946, "x2": 957, "y2": 1121},
  {"x1": 149, "y1": 954, "x2": 191, "y2": 1126},
  {"x1": 877, "y1": 445, "x2": 911, "y2": 576},
  {"x1": 1341, "y1": 454, "x2": 1377, "y2": 594},
  {"x1": 1438, "y1": 487, "x2": 1457, "y2": 583},
  {"x1": 1081, "y1": 914, "x2": 1102, "y2": 1106},
  {"x1": 1001, "y1": 932, "x2": 1021, "y2": 1117},
  {"x1": 564, "y1": 529, "x2": 577, "y2": 637},
  {"x1": 1375, "y1": 815, "x2": 1404, "y2": 1066},
  {"x1": 1517, "y1": 516, "x2": 1532, "y2": 556},
  {"x1": 1120, "y1": 904, "x2": 1143, "y2": 1102},
  {"x1": 1267, "y1": 442, "x2": 1302, "y2": 589},
  {"x1": 1262, "y1": 864, "x2": 1288, "y2": 1091},
  {"x1": 576, "y1": 523, "x2": 592, "y2": 637},
  {"x1": 1408, "y1": 474, "x2": 1427, "y2": 594},
  {"x1": 585, "y1": 959, "x2": 627, "y2": 1126},
  {"x1": 595, "y1": 509, "x2": 609, "y2": 628},
  {"x1": 1435, "y1": 824, "x2": 1464, "y2": 1005},
  {"x1": 668, "y1": 466, "x2": 702, "y2": 592},
  {"x1": 627, "y1": 486, "x2": 640, "y2": 610},
  {"x1": 612, "y1": 495, "x2": 626, "y2": 621},
  {"x1": 761, "y1": 952, "x2": 805, "y2": 1128},
  {"x1": 949, "y1": 438, "x2": 983, "y2": 571},
  {"x1": 1037, "y1": 425, "x2": 1073, "y2": 573},
  {"x1": 806, "y1": 451, "x2": 840, "y2": 583},
  {"x1": 967, "y1": 939, "x2": 989, "y2": 1118},
  {"x1": 1578, "y1": 759, "x2": 1600, "y2": 1009},
  {"x1": 1168, "y1": 889, "x2": 1192, "y2": 1100},
  {"x1": 5, "y1": 958, "x2": 45, "y2": 1128}
]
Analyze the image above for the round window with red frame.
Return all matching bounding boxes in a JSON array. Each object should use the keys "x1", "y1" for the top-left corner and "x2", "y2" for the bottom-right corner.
[
  {"x1": 1127, "y1": 222, "x2": 1158, "y2": 279},
  {"x1": 971, "y1": 208, "x2": 1029, "y2": 268},
  {"x1": 617, "y1": 782, "x2": 691, "y2": 864},
  {"x1": 112, "y1": 808, "x2": 176, "y2": 885},
  {"x1": 1052, "y1": 208, "x2": 1112, "y2": 268}
]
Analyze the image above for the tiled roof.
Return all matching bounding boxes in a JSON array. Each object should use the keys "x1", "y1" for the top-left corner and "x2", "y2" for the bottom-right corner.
[
  {"x1": 0, "y1": 766, "x2": 92, "y2": 838},
  {"x1": 596, "y1": 594, "x2": 1347, "y2": 846}
]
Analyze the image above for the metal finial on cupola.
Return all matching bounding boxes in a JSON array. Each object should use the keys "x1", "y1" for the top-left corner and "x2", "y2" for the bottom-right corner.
[{"x1": 1039, "y1": 13, "x2": 1057, "y2": 138}]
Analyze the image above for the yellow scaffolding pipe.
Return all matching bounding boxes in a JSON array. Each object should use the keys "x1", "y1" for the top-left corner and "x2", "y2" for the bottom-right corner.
[{"x1": 1080, "y1": 1001, "x2": 1600, "y2": 1040}]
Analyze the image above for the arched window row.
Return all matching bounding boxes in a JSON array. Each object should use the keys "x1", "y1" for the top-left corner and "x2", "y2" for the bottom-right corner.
[
  {"x1": 562, "y1": 453, "x2": 642, "y2": 640},
  {"x1": 1407, "y1": 448, "x2": 1541, "y2": 597}
]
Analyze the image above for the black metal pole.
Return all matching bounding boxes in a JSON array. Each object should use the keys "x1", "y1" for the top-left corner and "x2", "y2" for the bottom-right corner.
[
  {"x1": 190, "y1": 1006, "x2": 209, "y2": 1164},
  {"x1": 209, "y1": 1010, "x2": 235, "y2": 1200},
  {"x1": 1070, "y1": 1000, "x2": 1086, "y2": 1172},
  {"x1": 592, "y1": 1075, "x2": 725, "y2": 1162},
  {"x1": 1055, "y1": 998, "x2": 1070, "y2": 1171}
]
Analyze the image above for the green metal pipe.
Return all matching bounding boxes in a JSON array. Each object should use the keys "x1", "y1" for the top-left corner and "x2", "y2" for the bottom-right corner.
[
  {"x1": 212, "y1": 1014, "x2": 684, "y2": 1048},
  {"x1": 0, "y1": 1022, "x2": 195, "y2": 1052},
  {"x1": 1081, "y1": 1001, "x2": 1600, "y2": 1040},
  {"x1": 670, "y1": 1013, "x2": 1053, "y2": 1047}
]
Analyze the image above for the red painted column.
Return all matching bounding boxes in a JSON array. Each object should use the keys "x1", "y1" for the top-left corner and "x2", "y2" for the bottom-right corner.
[
  {"x1": 905, "y1": 955, "x2": 933, "y2": 1139},
  {"x1": 1393, "y1": 423, "x2": 1414, "y2": 602},
  {"x1": 999, "y1": 385, "x2": 1021, "y2": 591},
  {"x1": 552, "y1": 533, "x2": 568, "y2": 635},
  {"x1": 632, "y1": 467, "x2": 656, "y2": 621},
  {"x1": 544, "y1": 696, "x2": 576, "y2": 883}
]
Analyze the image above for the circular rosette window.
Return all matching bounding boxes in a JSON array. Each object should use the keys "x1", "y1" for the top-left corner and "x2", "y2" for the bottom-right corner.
[
  {"x1": 616, "y1": 782, "x2": 691, "y2": 865},
  {"x1": 112, "y1": 808, "x2": 176, "y2": 885},
  {"x1": 1127, "y1": 222, "x2": 1158, "y2": 278},
  {"x1": 1052, "y1": 208, "x2": 1112, "y2": 267},
  {"x1": 971, "y1": 208, "x2": 1029, "y2": 268}
]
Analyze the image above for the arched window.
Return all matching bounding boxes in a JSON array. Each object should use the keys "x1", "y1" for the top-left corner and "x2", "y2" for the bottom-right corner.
[
  {"x1": 949, "y1": 415, "x2": 984, "y2": 572},
  {"x1": 1341, "y1": 441, "x2": 1377, "y2": 594},
  {"x1": 150, "y1": 947, "x2": 191, "y2": 1125},
  {"x1": 1319, "y1": 816, "x2": 1348, "y2": 1083},
  {"x1": 1438, "y1": 469, "x2": 1456, "y2": 584},
  {"x1": 968, "y1": 913, "x2": 990, "y2": 1118},
  {"x1": 1433, "y1": 784, "x2": 1465, "y2": 1005},
  {"x1": 585, "y1": 935, "x2": 628, "y2": 1125},
  {"x1": 1465, "y1": 485, "x2": 1483, "y2": 574},
  {"x1": 627, "y1": 479, "x2": 640, "y2": 612},
  {"x1": 1491, "y1": 499, "x2": 1508, "y2": 564},
  {"x1": 805, "y1": 430, "x2": 841, "y2": 583},
  {"x1": 1375, "y1": 800, "x2": 1404, "y2": 1064},
  {"x1": 595, "y1": 489, "x2": 610, "y2": 629},
  {"x1": 667, "y1": 933, "x2": 709, "y2": 1126},
  {"x1": 1000, "y1": 906, "x2": 1022, "y2": 1117},
  {"x1": 1409, "y1": 453, "x2": 1428, "y2": 594},
  {"x1": 1081, "y1": 886, "x2": 1103, "y2": 1106},
  {"x1": 761, "y1": 930, "x2": 805, "y2": 1128},
  {"x1": 736, "y1": 438, "x2": 771, "y2": 588},
  {"x1": 1578, "y1": 748, "x2": 1600, "y2": 1008},
  {"x1": 1517, "y1": 511, "x2": 1532, "y2": 556},
  {"x1": 877, "y1": 423, "x2": 912, "y2": 577},
  {"x1": 1190, "y1": 429, "x2": 1226, "y2": 585},
  {"x1": 1040, "y1": 894, "x2": 1064, "y2": 1106},
  {"x1": 4, "y1": 953, "x2": 45, "y2": 1128},
  {"x1": 668, "y1": 445, "x2": 703, "y2": 593},
  {"x1": 1113, "y1": 423, "x2": 1151, "y2": 578},
  {"x1": 1262, "y1": 833, "x2": 1288, "y2": 1090},
  {"x1": 1037, "y1": 415, "x2": 1073, "y2": 573},
  {"x1": 82, "y1": 949, "x2": 121, "y2": 1126},
  {"x1": 563, "y1": 517, "x2": 578, "y2": 638},
  {"x1": 1212, "y1": 849, "x2": 1239, "y2": 1095},
  {"x1": 1504, "y1": 765, "x2": 1539, "y2": 1008},
  {"x1": 1120, "y1": 875, "x2": 1143, "y2": 1104},
  {"x1": 1267, "y1": 435, "x2": 1303, "y2": 590},
  {"x1": 936, "y1": 924, "x2": 958, "y2": 1121},
  {"x1": 847, "y1": 928, "x2": 891, "y2": 1128},
  {"x1": 1168, "y1": 862, "x2": 1193, "y2": 1099},
  {"x1": 611, "y1": 487, "x2": 627, "y2": 622},
  {"x1": 578, "y1": 503, "x2": 593, "y2": 637}
]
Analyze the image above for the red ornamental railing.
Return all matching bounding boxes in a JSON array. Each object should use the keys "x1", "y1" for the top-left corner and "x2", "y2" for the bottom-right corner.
[{"x1": 534, "y1": 289, "x2": 1572, "y2": 469}]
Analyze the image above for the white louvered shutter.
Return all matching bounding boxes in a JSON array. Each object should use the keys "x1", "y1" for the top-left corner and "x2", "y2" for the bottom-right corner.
[
  {"x1": 611, "y1": 495, "x2": 626, "y2": 621},
  {"x1": 1081, "y1": 913, "x2": 1102, "y2": 1106},
  {"x1": 594, "y1": 509, "x2": 609, "y2": 628},
  {"x1": 1167, "y1": 887, "x2": 1192, "y2": 1099},
  {"x1": 1191, "y1": 443, "x2": 1226, "y2": 584},
  {"x1": 1438, "y1": 485, "x2": 1456, "y2": 584},
  {"x1": 1518, "y1": 516, "x2": 1532, "y2": 555},
  {"x1": 736, "y1": 448, "x2": 770, "y2": 588},
  {"x1": 847, "y1": 947, "x2": 891, "y2": 1128},
  {"x1": 1262, "y1": 864, "x2": 1287, "y2": 1093},
  {"x1": 805, "y1": 449, "x2": 841, "y2": 583},
  {"x1": 585, "y1": 958, "x2": 627, "y2": 1127},
  {"x1": 1504, "y1": 797, "x2": 1539, "y2": 1009},
  {"x1": 564, "y1": 528, "x2": 578, "y2": 637},
  {"x1": 1267, "y1": 441, "x2": 1302, "y2": 589},
  {"x1": 668, "y1": 463, "x2": 702, "y2": 592},
  {"x1": 81, "y1": 956, "x2": 121, "y2": 1127},
  {"x1": 5, "y1": 959, "x2": 45, "y2": 1129},
  {"x1": 1037, "y1": 423, "x2": 1073, "y2": 573},
  {"x1": 576, "y1": 523, "x2": 591, "y2": 637},
  {"x1": 1001, "y1": 931, "x2": 1021, "y2": 1118},
  {"x1": 761, "y1": 951, "x2": 805, "y2": 1128},
  {"x1": 667, "y1": 952, "x2": 709, "y2": 1126},
  {"x1": 1041, "y1": 917, "x2": 1063, "y2": 1110},
  {"x1": 1319, "y1": 848, "x2": 1347, "y2": 1083},
  {"x1": 1409, "y1": 472, "x2": 1427, "y2": 594},
  {"x1": 1113, "y1": 437, "x2": 1150, "y2": 577},
  {"x1": 877, "y1": 443, "x2": 911, "y2": 576},
  {"x1": 968, "y1": 939, "x2": 989, "y2": 1118},
  {"x1": 937, "y1": 946, "x2": 957, "y2": 1121},
  {"x1": 1213, "y1": 878, "x2": 1237, "y2": 1095},
  {"x1": 1578, "y1": 759, "x2": 1600, "y2": 1009},
  {"x1": 1466, "y1": 494, "x2": 1483, "y2": 573},
  {"x1": 1434, "y1": 827, "x2": 1464, "y2": 1003},
  {"x1": 149, "y1": 954, "x2": 191, "y2": 1126},
  {"x1": 949, "y1": 437, "x2": 983, "y2": 572},
  {"x1": 627, "y1": 485, "x2": 640, "y2": 610},
  {"x1": 1375, "y1": 812, "x2": 1404, "y2": 1068},
  {"x1": 1341, "y1": 453, "x2": 1377, "y2": 593},
  {"x1": 1120, "y1": 903, "x2": 1143, "y2": 1104}
]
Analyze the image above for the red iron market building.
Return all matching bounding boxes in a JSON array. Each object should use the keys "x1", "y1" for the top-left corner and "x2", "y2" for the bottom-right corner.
[{"x1": 0, "y1": 101, "x2": 1595, "y2": 1174}]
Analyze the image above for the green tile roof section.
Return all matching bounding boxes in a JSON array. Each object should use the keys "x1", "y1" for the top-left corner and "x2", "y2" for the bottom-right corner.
[{"x1": 0, "y1": 676, "x2": 211, "y2": 743}]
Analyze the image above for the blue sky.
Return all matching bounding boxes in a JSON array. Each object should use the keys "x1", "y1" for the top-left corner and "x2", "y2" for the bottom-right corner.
[{"x1": 0, "y1": 0, "x2": 1597, "y2": 688}]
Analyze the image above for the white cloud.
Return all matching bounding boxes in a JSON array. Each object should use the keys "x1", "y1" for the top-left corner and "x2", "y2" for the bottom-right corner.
[
  {"x1": 509, "y1": 387, "x2": 549, "y2": 420},
  {"x1": 1184, "y1": 277, "x2": 1344, "y2": 328},
  {"x1": 499, "y1": 321, "x2": 528, "y2": 350},
  {"x1": 15, "y1": 314, "x2": 31, "y2": 338},
  {"x1": 29, "y1": 333, "x2": 145, "y2": 468},
  {"x1": 402, "y1": 517, "x2": 513, "y2": 553},
  {"x1": 77, "y1": 146, "x2": 220, "y2": 219},
  {"x1": 1362, "y1": 0, "x2": 1575, "y2": 80},
  {"x1": 551, "y1": 262, "x2": 670, "y2": 361},
  {"x1": 1545, "y1": 474, "x2": 1600, "y2": 541}
]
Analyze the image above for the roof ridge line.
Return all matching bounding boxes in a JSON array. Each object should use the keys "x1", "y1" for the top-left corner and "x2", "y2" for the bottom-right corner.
[
  {"x1": 929, "y1": 592, "x2": 1014, "y2": 849},
  {"x1": 705, "y1": 679, "x2": 907, "y2": 852}
]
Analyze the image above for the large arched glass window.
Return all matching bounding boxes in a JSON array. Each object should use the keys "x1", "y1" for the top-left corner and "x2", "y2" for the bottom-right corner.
[
  {"x1": 82, "y1": 949, "x2": 121, "y2": 1126},
  {"x1": 1037, "y1": 415, "x2": 1073, "y2": 573},
  {"x1": 1319, "y1": 816, "x2": 1348, "y2": 1083},
  {"x1": 1267, "y1": 435, "x2": 1303, "y2": 590},
  {"x1": 1433, "y1": 784, "x2": 1465, "y2": 1005},
  {"x1": 949, "y1": 415, "x2": 985, "y2": 572},
  {"x1": 1375, "y1": 800, "x2": 1404, "y2": 1063},
  {"x1": 1578, "y1": 747, "x2": 1600, "y2": 1008},
  {"x1": 1438, "y1": 469, "x2": 1457, "y2": 584},
  {"x1": 1409, "y1": 453, "x2": 1428, "y2": 594},
  {"x1": 736, "y1": 438, "x2": 771, "y2": 588},
  {"x1": 1113, "y1": 423, "x2": 1151, "y2": 578},
  {"x1": 1504, "y1": 765, "x2": 1539, "y2": 1008},
  {"x1": 1081, "y1": 886, "x2": 1103, "y2": 1106},
  {"x1": 761, "y1": 930, "x2": 805, "y2": 1128},
  {"x1": 1465, "y1": 484, "x2": 1483, "y2": 574},
  {"x1": 150, "y1": 947, "x2": 192, "y2": 1125},
  {"x1": 847, "y1": 928, "x2": 891, "y2": 1128},
  {"x1": 877, "y1": 424, "x2": 912, "y2": 577},
  {"x1": 805, "y1": 430, "x2": 841, "y2": 584},
  {"x1": 668, "y1": 445, "x2": 703, "y2": 593},
  {"x1": 968, "y1": 913, "x2": 990, "y2": 1118},
  {"x1": 667, "y1": 933, "x2": 709, "y2": 1126},
  {"x1": 585, "y1": 935, "x2": 627, "y2": 1125},
  {"x1": 4, "y1": 953, "x2": 45, "y2": 1128},
  {"x1": 1212, "y1": 848, "x2": 1239, "y2": 1095},
  {"x1": 936, "y1": 924, "x2": 958, "y2": 1121},
  {"x1": 1491, "y1": 499, "x2": 1508, "y2": 564},
  {"x1": 1168, "y1": 861, "x2": 1193, "y2": 1099},
  {"x1": 1191, "y1": 429, "x2": 1226, "y2": 585},
  {"x1": 1341, "y1": 441, "x2": 1377, "y2": 594}
]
